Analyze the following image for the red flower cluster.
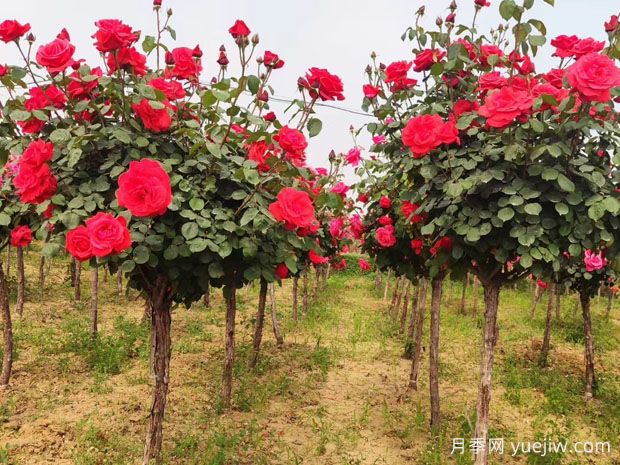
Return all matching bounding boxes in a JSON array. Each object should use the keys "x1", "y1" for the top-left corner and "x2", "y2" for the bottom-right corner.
[
  {"x1": 385, "y1": 61, "x2": 417, "y2": 91},
  {"x1": 358, "y1": 259, "x2": 372, "y2": 272},
  {"x1": 247, "y1": 141, "x2": 276, "y2": 172},
  {"x1": 116, "y1": 159, "x2": 172, "y2": 217},
  {"x1": 402, "y1": 114, "x2": 459, "y2": 157},
  {"x1": 300, "y1": 67, "x2": 345, "y2": 101},
  {"x1": 551, "y1": 35, "x2": 605, "y2": 59},
  {"x1": 66, "y1": 213, "x2": 132, "y2": 261},
  {"x1": 132, "y1": 98, "x2": 172, "y2": 132},
  {"x1": 275, "y1": 263, "x2": 289, "y2": 280},
  {"x1": 13, "y1": 139, "x2": 57, "y2": 205},
  {"x1": 10, "y1": 225, "x2": 33, "y2": 248},
  {"x1": 269, "y1": 187, "x2": 317, "y2": 231},
  {"x1": 478, "y1": 86, "x2": 533, "y2": 128},
  {"x1": 166, "y1": 47, "x2": 202, "y2": 81},
  {"x1": 379, "y1": 196, "x2": 391, "y2": 209},
  {"x1": 430, "y1": 236, "x2": 453, "y2": 256},
  {"x1": 411, "y1": 238, "x2": 423, "y2": 255},
  {"x1": 363, "y1": 84, "x2": 380, "y2": 99}
]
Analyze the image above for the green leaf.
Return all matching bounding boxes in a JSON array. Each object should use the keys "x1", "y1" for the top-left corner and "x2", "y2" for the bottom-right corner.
[
  {"x1": 247, "y1": 75, "x2": 260, "y2": 95},
  {"x1": 541, "y1": 167, "x2": 558, "y2": 181},
  {"x1": 0, "y1": 213, "x2": 10, "y2": 226},
  {"x1": 555, "y1": 203, "x2": 569, "y2": 215},
  {"x1": 133, "y1": 245, "x2": 150, "y2": 264},
  {"x1": 524, "y1": 203, "x2": 542, "y2": 215},
  {"x1": 9, "y1": 109, "x2": 31, "y2": 122},
  {"x1": 208, "y1": 262, "x2": 224, "y2": 279},
  {"x1": 181, "y1": 222, "x2": 199, "y2": 240},
  {"x1": 112, "y1": 129, "x2": 132, "y2": 144},
  {"x1": 163, "y1": 245, "x2": 178, "y2": 261},
  {"x1": 556, "y1": 174, "x2": 575, "y2": 193},
  {"x1": 588, "y1": 203, "x2": 605, "y2": 221},
  {"x1": 497, "y1": 207, "x2": 515, "y2": 222},
  {"x1": 499, "y1": 0, "x2": 516, "y2": 20},
  {"x1": 307, "y1": 118, "x2": 322, "y2": 138},
  {"x1": 121, "y1": 260, "x2": 136, "y2": 272},
  {"x1": 189, "y1": 198, "x2": 205, "y2": 211},
  {"x1": 240, "y1": 207, "x2": 259, "y2": 226},
  {"x1": 142, "y1": 35, "x2": 157, "y2": 53}
]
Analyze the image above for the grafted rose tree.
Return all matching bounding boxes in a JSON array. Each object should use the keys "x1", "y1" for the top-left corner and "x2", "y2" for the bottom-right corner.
[
  {"x1": 360, "y1": 0, "x2": 620, "y2": 463},
  {"x1": 0, "y1": 6, "x2": 342, "y2": 463}
]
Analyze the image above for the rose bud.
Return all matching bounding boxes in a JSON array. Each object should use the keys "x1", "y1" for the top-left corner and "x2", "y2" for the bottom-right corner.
[
  {"x1": 217, "y1": 51, "x2": 229, "y2": 66},
  {"x1": 328, "y1": 150, "x2": 337, "y2": 161},
  {"x1": 251, "y1": 33, "x2": 259, "y2": 45},
  {"x1": 379, "y1": 62, "x2": 386, "y2": 70},
  {"x1": 436, "y1": 17, "x2": 443, "y2": 26},
  {"x1": 445, "y1": 13, "x2": 456, "y2": 23},
  {"x1": 153, "y1": 0, "x2": 162, "y2": 6},
  {"x1": 26, "y1": 32, "x2": 35, "y2": 43},
  {"x1": 165, "y1": 51, "x2": 175, "y2": 65},
  {"x1": 416, "y1": 5, "x2": 425, "y2": 16},
  {"x1": 192, "y1": 45, "x2": 203, "y2": 58},
  {"x1": 256, "y1": 56, "x2": 264, "y2": 64},
  {"x1": 258, "y1": 90, "x2": 268, "y2": 102},
  {"x1": 365, "y1": 64, "x2": 372, "y2": 74},
  {"x1": 449, "y1": 1, "x2": 457, "y2": 11},
  {"x1": 264, "y1": 111, "x2": 276, "y2": 122},
  {"x1": 0, "y1": 65, "x2": 7, "y2": 77},
  {"x1": 211, "y1": 77, "x2": 217, "y2": 84},
  {"x1": 166, "y1": 8, "x2": 173, "y2": 16}
]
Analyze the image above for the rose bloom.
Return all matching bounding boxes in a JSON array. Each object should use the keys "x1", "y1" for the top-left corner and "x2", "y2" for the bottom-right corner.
[
  {"x1": 13, "y1": 163, "x2": 57, "y2": 205},
  {"x1": 543, "y1": 68, "x2": 565, "y2": 88},
  {"x1": 401, "y1": 201, "x2": 424, "y2": 224},
  {"x1": 0, "y1": 20, "x2": 30, "y2": 43},
  {"x1": 269, "y1": 187, "x2": 316, "y2": 230},
  {"x1": 264, "y1": 111, "x2": 276, "y2": 122},
  {"x1": 116, "y1": 159, "x2": 172, "y2": 217},
  {"x1": 566, "y1": 53, "x2": 620, "y2": 103},
  {"x1": 479, "y1": 71, "x2": 508, "y2": 92},
  {"x1": 132, "y1": 98, "x2": 172, "y2": 132},
  {"x1": 107, "y1": 46, "x2": 148, "y2": 76},
  {"x1": 17, "y1": 118, "x2": 45, "y2": 135},
  {"x1": 358, "y1": 259, "x2": 372, "y2": 272},
  {"x1": 263, "y1": 50, "x2": 284, "y2": 69},
  {"x1": 478, "y1": 44, "x2": 504, "y2": 67},
  {"x1": 275, "y1": 126, "x2": 307, "y2": 160},
  {"x1": 247, "y1": 141, "x2": 275, "y2": 172},
  {"x1": 228, "y1": 19, "x2": 250, "y2": 38},
  {"x1": 378, "y1": 215, "x2": 392, "y2": 226},
  {"x1": 36, "y1": 36, "x2": 75, "y2": 73},
  {"x1": 66, "y1": 225, "x2": 93, "y2": 262},
  {"x1": 453, "y1": 99, "x2": 480, "y2": 119},
  {"x1": 67, "y1": 67, "x2": 103, "y2": 100},
  {"x1": 413, "y1": 49, "x2": 446, "y2": 72},
  {"x1": 10, "y1": 225, "x2": 33, "y2": 248},
  {"x1": 375, "y1": 225, "x2": 396, "y2": 248},
  {"x1": 551, "y1": 35, "x2": 579, "y2": 58},
  {"x1": 402, "y1": 114, "x2": 460, "y2": 157},
  {"x1": 20, "y1": 139, "x2": 54, "y2": 168},
  {"x1": 379, "y1": 196, "x2": 391, "y2": 209},
  {"x1": 384, "y1": 61, "x2": 417, "y2": 91},
  {"x1": 329, "y1": 217, "x2": 345, "y2": 241},
  {"x1": 411, "y1": 238, "x2": 423, "y2": 255},
  {"x1": 478, "y1": 86, "x2": 533, "y2": 128},
  {"x1": 584, "y1": 249, "x2": 607, "y2": 272},
  {"x1": 536, "y1": 279, "x2": 548, "y2": 289},
  {"x1": 571, "y1": 38, "x2": 605, "y2": 58},
  {"x1": 605, "y1": 15, "x2": 619, "y2": 33},
  {"x1": 474, "y1": 0, "x2": 491, "y2": 6},
  {"x1": 309, "y1": 249, "x2": 329, "y2": 265},
  {"x1": 85, "y1": 212, "x2": 132, "y2": 257},
  {"x1": 275, "y1": 264, "x2": 289, "y2": 280},
  {"x1": 430, "y1": 236, "x2": 453, "y2": 256},
  {"x1": 301, "y1": 67, "x2": 344, "y2": 101},
  {"x1": 532, "y1": 83, "x2": 570, "y2": 111},
  {"x1": 25, "y1": 85, "x2": 67, "y2": 111},
  {"x1": 363, "y1": 84, "x2": 380, "y2": 99},
  {"x1": 331, "y1": 182, "x2": 349, "y2": 197},
  {"x1": 167, "y1": 47, "x2": 202, "y2": 80},
  {"x1": 148, "y1": 78, "x2": 185, "y2": 100},
  {"x1": 92, "y1": 19, "x2": 138, "y2": 52},
  {"x1": 372, "y1": 135, "x2": 386, "y2": 145},
  {"x1": 345, "y1": 147, "x2": 362, "y2": 167}
]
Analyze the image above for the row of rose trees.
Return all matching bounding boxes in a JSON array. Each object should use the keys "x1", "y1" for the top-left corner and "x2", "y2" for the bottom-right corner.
[
  {"x1": 354, "y1": 0, "x2": 620, "y2": 464},
  {"x1": 0, "y1": 2, "x2": 357, "y2": 463}
]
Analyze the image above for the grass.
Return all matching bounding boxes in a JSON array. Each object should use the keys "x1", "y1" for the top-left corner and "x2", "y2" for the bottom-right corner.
[{"x1": 0, "y1": 250, "x2": 619, "y2": 464}]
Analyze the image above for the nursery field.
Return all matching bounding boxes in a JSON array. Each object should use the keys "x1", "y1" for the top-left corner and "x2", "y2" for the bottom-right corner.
[{"x1": 1, "y1": 250, "x2": 619, "y2": 465}]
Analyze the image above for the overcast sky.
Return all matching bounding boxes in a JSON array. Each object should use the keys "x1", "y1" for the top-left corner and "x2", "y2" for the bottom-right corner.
[{"x1": 1, "y1": 0, "x2": 616, "y2": 180}]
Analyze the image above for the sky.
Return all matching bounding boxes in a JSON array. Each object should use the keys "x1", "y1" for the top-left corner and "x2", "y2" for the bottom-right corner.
[{"x1": 1, "y1": 0, "x2": 616, "y2": 182}]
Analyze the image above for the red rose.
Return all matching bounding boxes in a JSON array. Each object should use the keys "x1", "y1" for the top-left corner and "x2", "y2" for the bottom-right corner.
[
  {"x1": 264, "y1": 111, "x2": 276, "y2": 122},
  {"x1": 20, "y1": 139, "x2": 54, "y2": 168},
  {"x1": 13, "y1": 163, "x2": 57, "y2": 205},
  {"x1": 263, "y1": 51, "x2": 284, "y2": 69},
  {"x1": 551, "y1": 35, "x2": 579, "y2": 58},
  {"x1": 605, "y1": 15, "x2": 619, "y2": 33},
  {"x1": 11, "y1": 225, "x2": 32, "y2": 248},
  {"x1": 363, "y1": 84, "x2": 380, "y2": 99},
  {"x1": 385, "y1": 61, "x2": 417, "y2": 91},
  {"x1": 430, "y1": 236, "x2": 453, "y2": 256},
  {"x1": 17, "y1": 118, "x2": 45, "y2": 134},
  {"x1": 247, "y1": 141, "x2": 274, "y2": 172},
  {"x1": 116, "y1": 159, "x2": 172, "y2": 217},
  {"x1": 92, "y1": 19, "x2": 138, "y2": 52},
  {"x1": 478, "y1": 45, "x2": 504, "y2": 67},
  {"x1": 474, "y1": 0, "x2": 491, "y2": 6},
  {"x1": 0, "y1": 20, "x2": 30, "y2": 43},
  {"x1": 358, "y1": 259, "x2": 372, "y2": 272},
  {"x1": 413, "y1": 49, "x2": 446, "y2": 72},
  {"x1": 132, "y1": 98, "x2": 172, "y2": 132},
  {"x1": 309, "y1": 249, "x2": 329, "y2": 265},
  {"x1": 301, "y1": 68, "x2": 344, "y2": 101},
  {"x1": 532, "y1": 83, "x2": 570, "y2": 111},
  {"x1": 401, "y1": 201, "x2": 425, "y2": 224},
  {"x1": 478, "y1": 86, "x2": 533, "y2": 128},
  {"x1": 0, "y1": 65, "x2": 7, "y2": 77},
  {"x1": 148, "y1": 78, "x2": 185, "y2": 100},
  {"x1": 107, "y1": 46, "x2": 148, "y2": 76},
  {"x1": 379, "y1": 196, "x2": 391, "y2": 209},
  {"x1": 378, "y1": 215, "x2": 392, "y2": 226},
  {"x1": 453, "y1": 100, "x2": 480, "y2": 119},
  {"x1": 25, "y1": 85, "x2": 66, "y2": 111},
  {"x1": 543, "y1": 68, "x2": 565, "y2": 88},
  {"x1": 228, "y1": 19, "x2": 250, "y2": 38},
  {"x1": 275, "y1": 126, "x2": 307, "y2": 162},
  {"x1": 269, "y1": 187, "x2": 316, "y2": 230},
  {"x1": 275, "y1": 264, "x2": 289, "y2": 280},
  {"x1": 566, "y1": 53, "x2": 620, "y2": 102},
  {"x1": 68, "y1": 67, "x2": 103, "y2": 100},
  {"x1": 571, "y1": 38, "x2": 605, "y2": 58},
  {"x1": 85, "y1": 213, "x2": 132, "y2": 257},
  {"x1": 411, "y1": 239, "x2": 423, "y2": 255},
  {"x1": 66, "y1": 225, "x2": 93, "y2": 262},
  {"x1": 402, "y1": 114, "x2": 460, "y2": 157},
  {"x1": 166, "y1": 47, "x2": 202, "y2": 81},
  {"x1": 376, "y1": 225, "x2": 396, "y2": 248},
  {"x1": 36, "y1": 37, "x2": 75, "y2": 73},
  {"x1": 331, "y1": 182, "x2": 349, "y2": 197}
]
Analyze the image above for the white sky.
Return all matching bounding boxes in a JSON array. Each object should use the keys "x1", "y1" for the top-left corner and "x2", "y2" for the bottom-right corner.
[{"x1": 1, "y1": 0, "x2": 616, "y2": 182}]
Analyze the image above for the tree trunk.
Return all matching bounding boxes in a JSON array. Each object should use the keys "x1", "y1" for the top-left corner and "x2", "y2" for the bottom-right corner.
[
  {"x1": 555, "y1": 284, "x2": 561, "y2": 320},
  {"x1": 90, "y1": 264, "x2": 99, "y2": 339},
  {"x1": 38, "y1": 255, "x2": 46, "y2": 295},
  {"x1": 249, "y1": 279, "x2": 268, "y2": 369},
  {"x1": 389, "y1": 277, "x2": 402, "y2": 316},
  {"x1": 221, "y1": 287, "x2": 237, "y2": 408},
  {"x1": 142, "y1": 275, "x2": 173, "y2": 465},
  {"x1": 302, "y1": 271, "x2": 309, "y2": 315},
  {"x1": 409, "y1": 278, "x2": 428, "y2": 390},
  {"x1": 580, "y1": 291, "x2": 595, "y2": 400},
  {"x1": 116, "y1": 270, "x2": 123, "y2": 298},
  {"x1": 202, "y1": 284, "x2": 210, "y2": 309},
  {"x1": 429, "y1": 275, "x2": 444, "y2": 433},
  {"x1": 459, "y1": 274, "x2": 468, "y2": 314},
  {"x1": 0, "y1": 262, "x2": 13, "y2": 388},
  {"x1": 270, "y1": 283, "x2": 284, "y2": 348},
  {"x1": 407, "y1": 282, "x2": 420, "y2": 340},
  {"x1": 374, "y1": 270, "x2": 382, "y2": 291},
  {"x1": 539, "y1": 283, "x2": 555, "y2": 368},
  {"x1": 292, "y1": 276, "x2": 299, "y2": 323},
  {"x1": 74, "y1": 260, "x2": 82, "y2": 302},
  {"x1": 16, "y1": 247, "x2": 25, "y2": 318},
  {"x1": 473, "y1": 280, "x2": 501, "y2": 465},
  {"x1": 312, "y1": 267, "x2": 319, "y2": 300},
  {"x1": 383, "y1": 270, "x2": 391, "y2": 301},
  {"x1": 472, "y1": 277, "x2": 479, "y2": 314},
  {"x1": 399, "y1": 283, "x2": 411, "y2": 334},
  {"x1": 5, "y1": 245, "x2": 10, "y2": 276},
  {"x1": 605, "y1": 289, "x2": 613, "y2": 319},
  {"x1": 529, "y1": 286, "x2": 543, "y2": 319}
]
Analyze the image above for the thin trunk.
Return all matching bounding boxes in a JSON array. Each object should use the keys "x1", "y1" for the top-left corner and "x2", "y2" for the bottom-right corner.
[
  {"x1": 529, "y1": 286, "x2": 543, "y2": 319},
  {"x1": 409, "y1": 278, "x2": 428, "y2": 390},
  {"x1": 580, "y1": 291, "x2": 595, "y2": 401},
  {"x1": 383, "y1": 270, "x2": 391, "y2": 301},
  {"x1": 407, "y1": 283, "x2": 421, "y2": 340},
  {"x1": 90, "y1": 264, "x2": 99, "y2": 339},
  {"x1": 539, "y1": 283, "x2": 555, "y2": 368},
  {"x1": 472, "y1": 277, "x2": 479, "y2": 314},
  {"x1": 270, "y1": 283, "x2": 284, "y2": 348},
  {"x1": 447, "y1": 278, "x2": 454, "y2": 303},
  {"x1": 399, "y1": 283, "x2": 411, "y2": 334},
  {"x1": 374, "y1": 270, "x2": 382, "y2": 291},
  {"x1": 116, "y1": 270, "x2": 123, "y2": 298},
  {"x1": 0, "y1": 262, "x2": 13, "y2": 387},
  {"x1": 312, "y1": 267, "x2": 319, "y2": 300},
  {"x1": 203, "y1": 284, "x2": 210, "y2": 309},
  {"x1": 429, "y1": 275, "x2": 444, "y2": 433},
  {"x1": 74, "y1": 260, "x2": 82, "y2": 302},
  {"x1": 249, "y1": 280, "x2": 268, "y2": 369},
  {"x1": 459, "y1": 274, "x2": 468, "y2": 314},
  {"x1": 325, "y1": 263, "x2": 331, "y2": 280},
  {"x1": 302, "y1": 271, "x2": 309, "y2": 315},
  {"x1": 5, "y1": 245, "x2": 10, "y2": 276},
  {"x1": 16, "y1": 247, "x2": 25, "y2": 318},
  {"x1": 292, "y1": 276, "x2": 299, "y2": 323},
  {"x1": 38, "y1": 255, "x2": 46, "y2": 294},
  {"x1": 142, "y1": 275, "x2": 173, "y2": 465},
  {"x1": 102, "y1": 264, "x2": 108, "y2": 283},
  {"x1": 389, "y1": 277, "x2": 402, "y2": 316},
  {"x1": 555, "y1": 284, "x2": 561, "y2": 320},
  {"x1": 473, "y1": 280, "x2": 501, "y2": 465},
  {"x1": 605, "y1": 289, "x2": 613, "y2": 319},
  {"x1": 221, "y1": 287, "x2": 237, "y2": 408}
]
